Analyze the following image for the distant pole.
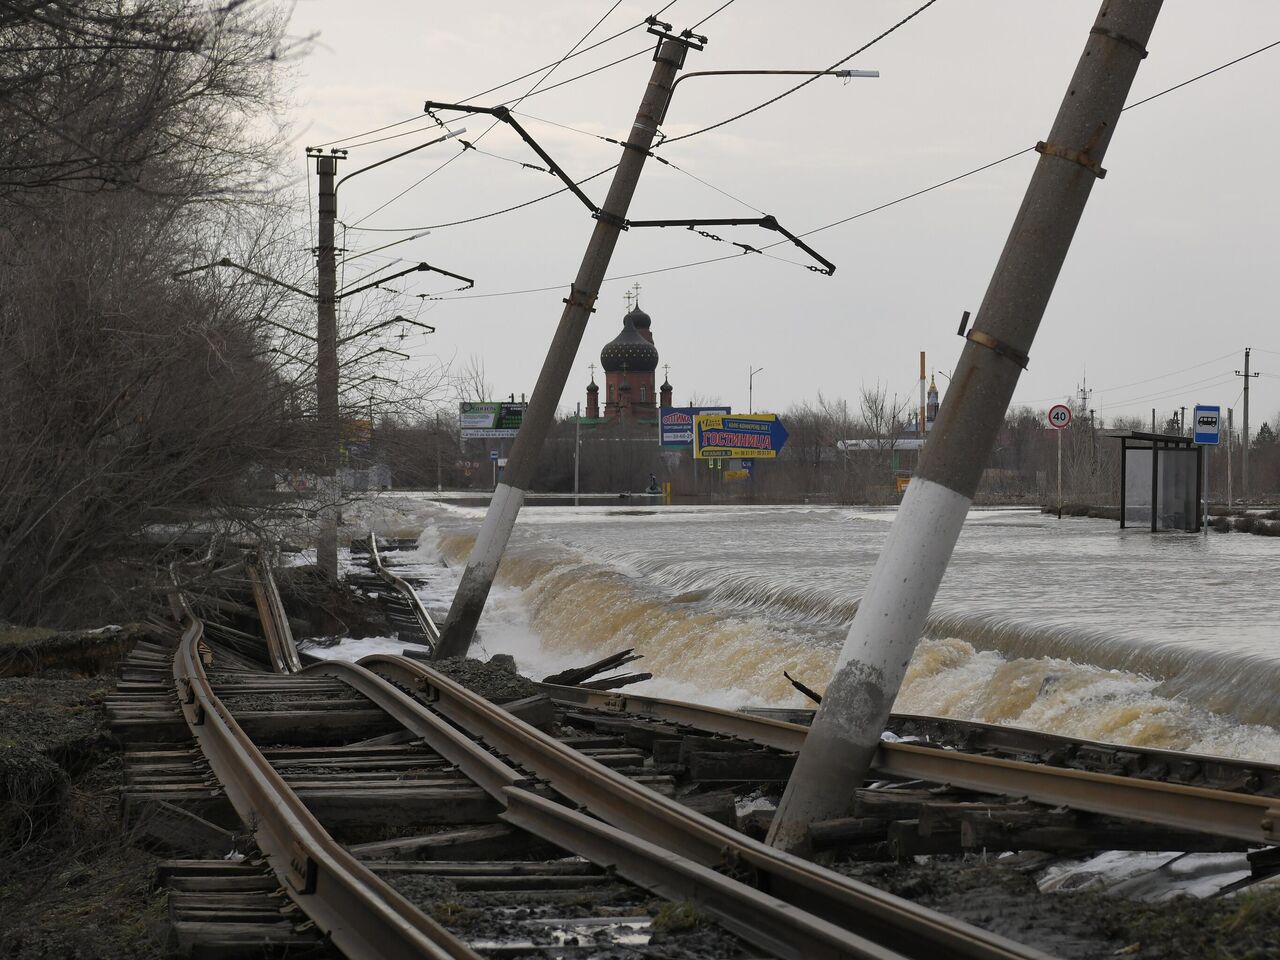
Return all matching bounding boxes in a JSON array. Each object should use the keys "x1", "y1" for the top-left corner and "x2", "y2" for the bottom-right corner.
[
  {"x1": 574, "y1": 402, "x2": 581, "y2": 507},
  {"x1": 767, "y1": 0, "x2": 1163, "y2": 853},
  {"x1": 436, "y1": 412, "x2": 443, "y2": 493},
  {"x1": 434, "y1": 37, "x2": 695, "y2": 660},
  {"x1": 1151, "y1": 407, "x2": 1156, "y2": 433},
  {"x1": 918, "y1": 351, "x2": 926, "y2": 438},
  {"x1": 1203, "y1": 444, "x2": 1209, "y2": 534},
  {"x1": 749, "y1": 365, "x2": 764, "y2": 414},
  {"x1": 1180, "y1": 405, "x2": 1186, "y2": 438},
  {"x1": 1236, "y1": 348, "x2": 1257, "y2": 499},
  {"x1": 1057, "y1": 428, "x2": 1063, "y2": 519},
  {"x1": 1227, "y1": 407, "x2": 1234, "y2": 507},
  {"x1": 314, "y1": 153, "x2": 342, "y2": 580}
]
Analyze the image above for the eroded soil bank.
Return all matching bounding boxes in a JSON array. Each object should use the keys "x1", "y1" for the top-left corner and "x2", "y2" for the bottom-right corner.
[{"x1": 0, "y1": 626, "x2": 166, "y2": 959}]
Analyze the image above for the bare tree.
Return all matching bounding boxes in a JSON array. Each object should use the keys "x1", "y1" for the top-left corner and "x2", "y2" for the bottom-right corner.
[{"x1": 0, "y1": 0, "x2": 318, "y2": 623}]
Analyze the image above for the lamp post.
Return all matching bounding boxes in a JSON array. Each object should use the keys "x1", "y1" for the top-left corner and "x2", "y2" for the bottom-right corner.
[
  {"x1": 749, "y1": 365, "x2": 764, "y2": 414},
  {"x1": 661, "y1": 68, "x2": 879, "y2": 123}
]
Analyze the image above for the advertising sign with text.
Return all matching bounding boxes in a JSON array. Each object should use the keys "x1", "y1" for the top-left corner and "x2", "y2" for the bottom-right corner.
[
  {"x1": 659, "y1": 406, "x2": 730, "y2": 446},
  {"x1": 459, "y1": 402, "x2": 526, "y2": 439},
  {"x1": 694, "y1": 414, "x2": 789, "y2": 459}
]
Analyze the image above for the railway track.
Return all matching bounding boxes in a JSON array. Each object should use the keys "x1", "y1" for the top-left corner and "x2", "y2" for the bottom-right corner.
[
  {"x1": 542, "y1": 685, "x2": 1280, "y2": 851},
  {"x1": 352, "y1": 535, "x2": 1278, "y2": 858},
  {"x1": 107, "y1": 550, "x2": 1053, "y2": 959}
]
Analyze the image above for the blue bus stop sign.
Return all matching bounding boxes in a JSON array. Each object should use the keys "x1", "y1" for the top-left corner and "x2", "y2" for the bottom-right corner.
[{"x1": 1193, "y1": 405, "x2": 1221, "y2": 445}]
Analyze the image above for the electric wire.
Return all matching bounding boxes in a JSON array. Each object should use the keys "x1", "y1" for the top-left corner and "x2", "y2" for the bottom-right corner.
[
  {"x1": 378, "y1": 33, "x2": 1280, "y2": 304},
  {"x1": 690, "y1": 0, "x2": 737, "y2": 29},
  {"x1": 658, "y1": 0, "x2": 943, "y2": 147},
  {"x1": 1104, "y1": 373, "x2": 1238, "y2": 410},
  {"x1": 349, "y1": 164, "x2": 619, "y2": 234},
  {"x1": 1014, "y1": 353, "x2": 1243, "y2": 407},
  {"x1": 312, "y1": 0, "x2": 680, "y2": 150},
  {"x1": 514, "y1": 109, "x2": 767, "y2": 214},
  {"x1": 348, "y1": 0, "x2": 630, "y2": 228}
]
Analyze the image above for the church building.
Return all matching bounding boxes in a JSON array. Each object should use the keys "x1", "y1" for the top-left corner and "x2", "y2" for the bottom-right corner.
[{"x1": 585, "y1": 288, "x2": 673, "y2": 423}]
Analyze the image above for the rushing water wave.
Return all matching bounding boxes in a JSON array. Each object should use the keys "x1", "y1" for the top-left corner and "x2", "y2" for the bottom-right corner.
[{"x1": 424, "y1": 501, "x2": 1280, "y2": 763}]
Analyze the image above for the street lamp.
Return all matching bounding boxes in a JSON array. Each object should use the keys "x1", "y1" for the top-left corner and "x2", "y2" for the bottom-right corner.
[
  {"x1": 661, "y1": 68, "x2": 879, "y2": 124},
  {"x1": 749, "y1": 365, "x2": 764, "y2": 414}
]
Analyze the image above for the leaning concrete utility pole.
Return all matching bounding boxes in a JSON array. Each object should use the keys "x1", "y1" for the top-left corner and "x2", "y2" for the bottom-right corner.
[
  {"x1": 433, "y1": 35, "x2": 696, "y2": 659},
  {"x1": 314, "y1": 152, "x2": 342, "y2": 581},
  {"x1": 768, "y1": 0, "x2": 1164, "y2": 853}
]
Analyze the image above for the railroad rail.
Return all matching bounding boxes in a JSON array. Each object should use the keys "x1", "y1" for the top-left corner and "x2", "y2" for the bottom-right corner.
[
  {"x1": 363, "y1": 533, "x2": 440, "y2": 652},
  {"x1": 541, "y1": 684, "x2": 1280, "y2": 848},
  {"x1": 111, "y1": 552, "x2": 1056, "y2": 959},
  {"x1": 168, "y1": 576, "x2": 477, "y2": 959},
  {"x1": 360, "y1": 652, "x2": 1047, "y2": 959},
  {"x1": 247, "y1": 550, "x2": 303, "y2": 674}
]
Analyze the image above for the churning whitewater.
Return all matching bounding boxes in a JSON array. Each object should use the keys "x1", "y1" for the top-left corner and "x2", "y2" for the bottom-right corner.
[{"x1": 380, "y1": 497, "x2": 1280, "y2": 764}]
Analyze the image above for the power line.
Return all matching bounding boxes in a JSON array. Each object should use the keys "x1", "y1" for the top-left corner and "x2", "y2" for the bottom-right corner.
[
  {"x1": 757, "y1": 35, "x2": 1280, "y2": 249},
  {"x1": 514, "y1": 109, "x2": 766, "y2": 213},
  {"x1": 1107, "y1": 374, "x2": 1236, "y2": 408},
  {"x1": 1123, "y1": 38, "x2": 1280, "y2": 112},
  {"x1": 348, "y1": 0, "x2": 632, "y2": 228},
  {"x1": 690, "y1": 0, "x2": 737, "y2": 29},
  {"x1": 312, "y1": 1, "x2": 680, "y2": 149},
  {"x1": 659, "y1": 0, "x2": 943, "y2": 148},
  {"x1": 1013, "y1": 356, "x2": 1241, "y2": 408},
  {"x1": 395, "y1": 34, "x2": 1280, "y2": 303},
  {"x1": 351, "y1": 164, "x2": 619, "y2": 234}
]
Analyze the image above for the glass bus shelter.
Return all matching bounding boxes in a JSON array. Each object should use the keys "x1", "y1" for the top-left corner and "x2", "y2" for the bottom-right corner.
[{"x1": 1116, "y1": 432, "x2": 1202, "y2": 532}]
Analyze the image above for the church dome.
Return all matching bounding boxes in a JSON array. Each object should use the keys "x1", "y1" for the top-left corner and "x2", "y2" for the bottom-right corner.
[
  {"x1": 627, "y1": 305, "x2": 653, "y2": 343},
  {"x1": 600, "y1": 314, "x2": 658, "y2": 373}
]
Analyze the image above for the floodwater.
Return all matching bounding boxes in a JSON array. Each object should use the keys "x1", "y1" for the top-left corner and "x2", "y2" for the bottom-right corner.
[{"x1": 346, "y1": 498, "x2": 1280, "y2": 763}]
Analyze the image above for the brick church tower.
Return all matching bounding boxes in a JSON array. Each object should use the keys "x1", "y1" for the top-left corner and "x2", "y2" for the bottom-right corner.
[{"x1": 593, "y1": 296, "x2": 663, "y2": 422}]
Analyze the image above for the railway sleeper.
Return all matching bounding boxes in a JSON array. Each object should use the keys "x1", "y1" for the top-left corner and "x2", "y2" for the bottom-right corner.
[{"x1": 163, "y1": 860, "x2": 330, "y2": 959}]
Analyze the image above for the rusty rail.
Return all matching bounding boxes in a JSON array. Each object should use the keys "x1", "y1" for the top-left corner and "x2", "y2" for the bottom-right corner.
[
  {"x1": 362, "y1": 653, "x2": 1051, "y2": 960},
  {"x1": 168, "y1": 586, "x2": 479, "y2": 960},
  {"x1": 367, "y1": 532, "x2": 440, "y2": 652},
  {"x1": 247, "y1": 552, "x2": 303, "y2": 674},
  {"x1": 540, "y1": 683, "x2": 1280, "y2": 846}
]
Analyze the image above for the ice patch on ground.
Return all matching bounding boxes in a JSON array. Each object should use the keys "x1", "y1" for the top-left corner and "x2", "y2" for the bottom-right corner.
[{"x1": 1037, "y1": 851, "x2": 1252, "y2": 900}]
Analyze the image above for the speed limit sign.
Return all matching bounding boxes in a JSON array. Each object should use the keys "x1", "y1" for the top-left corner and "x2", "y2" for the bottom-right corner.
[{"x1": 1047, "y1": 403, "x2": 1073, "y2": 430}]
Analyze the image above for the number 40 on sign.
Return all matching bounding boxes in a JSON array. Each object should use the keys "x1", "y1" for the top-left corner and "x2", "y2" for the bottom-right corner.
[{"x1": 1047, "y1": 403, "x2": 1072, "y2": 518}]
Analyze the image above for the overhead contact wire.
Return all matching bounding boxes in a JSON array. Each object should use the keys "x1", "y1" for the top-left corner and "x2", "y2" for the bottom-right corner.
[{"x1": 660, "y1": 0, "x2": 943, "y2": 147}]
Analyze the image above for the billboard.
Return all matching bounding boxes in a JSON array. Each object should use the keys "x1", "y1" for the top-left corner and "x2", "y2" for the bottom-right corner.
[
  {"x1": 459, "y1": 401, "x2": 526, "y2": 439},
  {"x1": 659, "y1": 406, "x2": 730, "y2": 447},
  {"x1": 694, "y1": 413, "x2": 789, "y2": 459}
]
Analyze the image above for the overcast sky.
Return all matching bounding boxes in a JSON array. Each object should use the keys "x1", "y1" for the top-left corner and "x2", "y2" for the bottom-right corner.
[{"x1": 286, "y1": 0, "x2": 1280, "y2": 432}]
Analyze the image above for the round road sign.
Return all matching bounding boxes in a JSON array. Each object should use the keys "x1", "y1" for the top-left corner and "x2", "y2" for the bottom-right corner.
[{"x1": 1047, "y1": 403, "x2": 1073, "y2": 430}]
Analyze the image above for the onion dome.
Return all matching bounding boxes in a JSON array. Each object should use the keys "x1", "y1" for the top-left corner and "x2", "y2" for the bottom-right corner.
[
  {"x1": 600, "y1": 314, "x2": 658, "y2": 373},
  {"x1": 628, "y1": 305, "x2": 653, "y2": 343},
  {"x1": 587, "y1": 377, "x2": 599, "y2": 394}
]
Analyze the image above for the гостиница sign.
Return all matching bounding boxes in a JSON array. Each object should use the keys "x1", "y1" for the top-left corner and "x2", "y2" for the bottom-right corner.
[{"x1": 694, "y1": 414, "x2": 789, "y2": 459}]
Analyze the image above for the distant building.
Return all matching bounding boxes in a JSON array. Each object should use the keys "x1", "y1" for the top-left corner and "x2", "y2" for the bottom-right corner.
[{"x1": 585, "y1": 290, "x2": 672, "y2": 425}]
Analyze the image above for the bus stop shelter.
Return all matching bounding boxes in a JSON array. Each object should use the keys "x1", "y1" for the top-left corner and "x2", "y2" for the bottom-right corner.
[{"x1": 1116, "y1": 432, "x2": 1203, "y2": 532}]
